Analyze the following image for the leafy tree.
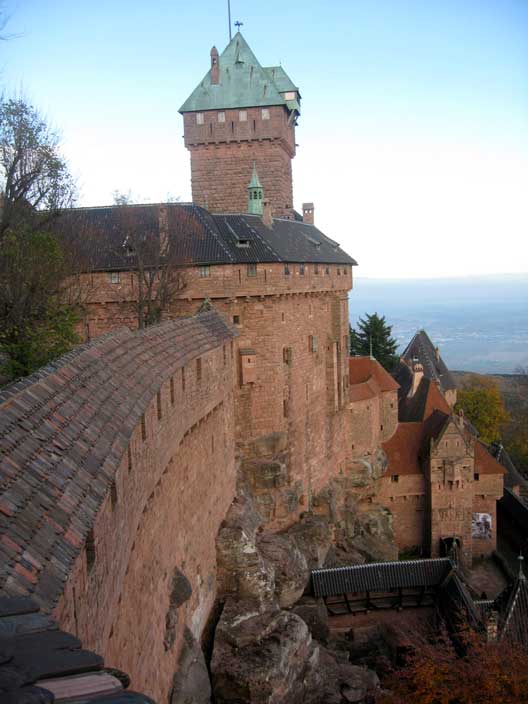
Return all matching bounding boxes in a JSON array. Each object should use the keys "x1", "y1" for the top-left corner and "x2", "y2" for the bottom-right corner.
[
  {"x1": 455, "y1": 375, "x2": 509, "y2": 444},
  {"x1": 376, "y1": 625, "x2": 528, "y2": 704},
  {"x1": 0, "y1": 98, "x2": 82, "y2": 381},
  {"x1": 349, "y1": 313, "x2": 399, "y2": 371},
  {"x1": 0, "y1": 97, "x2": 76, "y2": 237}
]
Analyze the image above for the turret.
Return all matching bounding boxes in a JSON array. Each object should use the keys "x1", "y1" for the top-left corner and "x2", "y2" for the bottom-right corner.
[{"x1": 247, "y1": 163, "x2": 263, "y2": 215}]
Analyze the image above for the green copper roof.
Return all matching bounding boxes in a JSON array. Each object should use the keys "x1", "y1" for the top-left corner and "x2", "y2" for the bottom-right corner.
[
  {"x1": 263, "y1": 66, "x2": 299, "y2": 93},
  {"x1": 179, "y1": 32, "x2": 300, "y2": 114},
  {"x1": 248, "y1": 162, "x2": 262, "y2": 188}
]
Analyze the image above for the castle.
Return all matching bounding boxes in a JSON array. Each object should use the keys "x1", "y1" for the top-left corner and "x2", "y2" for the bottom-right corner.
[{"x1": 0, "y1": 32, "x2": 510, "y2": 703}]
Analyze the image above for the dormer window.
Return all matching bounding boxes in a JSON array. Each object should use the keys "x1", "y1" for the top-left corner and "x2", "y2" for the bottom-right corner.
[
  {"x1": 236, "y1": 239, "x2": 249, "y2": 248},
  {"x1": 261, "y1": 108, "x2": 270, "y2": 120},
  {"x1": 284, "y1": 91, "x2": 296, "y2": 100},
  {"x1": 239, "y1": 110, "x2": 247, "y2": 122},
  {"x1": 218, "y1": 112, "x2": 225, "y2": 123},
  {"x1": 196, "y1": 113, "x2": 204, "y2": 125}
]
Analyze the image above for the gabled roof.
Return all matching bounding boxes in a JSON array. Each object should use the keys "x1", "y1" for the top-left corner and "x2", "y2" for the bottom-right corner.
[
  {"x1": 499, "y1": 560, "x2": 528, "y2": 649},
  {"x1": 311, "y1": 558, "x2": 453, "y2": 597},
  {"x1": 179, "y1": 33, "x2": 299, "y2": 114},
  {"x1": 348, "y1": 357, "x2": 399, "y2": 393},
  {"x1": 57, "y1": 203, "x2": 357, "y2": 270},
  {"x1": 400, "y1": 330, "x2": 457, "y2": 393},
  {"x1": 382, "y1": 422, "x2": 425, "y2": 475},
  {"x1": 399, "y1": 377, "x2": 452, "y2": 422},
  {"x1": 474, "y1": 441, "x2": 506, "y2": 476}
]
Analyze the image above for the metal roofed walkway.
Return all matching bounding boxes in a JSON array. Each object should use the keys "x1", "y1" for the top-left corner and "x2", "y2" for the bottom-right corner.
[{"x1": 311, "y1": 558, "x2": 454, "y2": 598}]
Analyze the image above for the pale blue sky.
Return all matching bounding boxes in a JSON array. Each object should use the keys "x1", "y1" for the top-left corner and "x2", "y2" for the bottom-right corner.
[{"x1": 2, "y1": 0, "x2": 528, "y2": 277}]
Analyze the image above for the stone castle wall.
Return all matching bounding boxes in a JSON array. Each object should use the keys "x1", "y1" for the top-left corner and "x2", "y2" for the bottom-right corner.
[
  {"x1": 0, "y1": 312, "x2": 237, "y2": 703},
  {"x1": 183, "y1": 106, "x2": 295, "y2": 217}
]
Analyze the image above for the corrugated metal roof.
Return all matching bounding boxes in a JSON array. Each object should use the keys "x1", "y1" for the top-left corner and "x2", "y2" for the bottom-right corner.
[{"x1": 311, "y1": 558, "x2": 453, "y2": 597}]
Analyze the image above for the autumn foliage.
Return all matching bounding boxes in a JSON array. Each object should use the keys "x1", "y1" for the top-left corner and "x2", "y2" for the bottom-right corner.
[
  {"x1": 376, "y1": 626, "x2": 528, "y2": 704},
  {"x1": 455, "y1": 375, "x2": 509, "y2": 444}
]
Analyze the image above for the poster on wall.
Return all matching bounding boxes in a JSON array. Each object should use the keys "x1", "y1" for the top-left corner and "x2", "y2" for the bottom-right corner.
[{"x1": 472, "y1": 513, "x2": 492, "y2": 539}]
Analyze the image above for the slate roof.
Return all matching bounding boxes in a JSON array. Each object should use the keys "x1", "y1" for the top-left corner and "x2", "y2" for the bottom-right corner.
[
  {"x1": 0, "y1": 311, "x2": 235, "y2": 612},
  {"x1": 400, "y1": 331, "x2": 457, "y2": 393},
  {"x1": 0, "y1": 597, "x2": 153, "y2": 703},
  {"x1": 56, "y1": 203, "x2": 356, "y2": 271},
  {"x1": 437, "y1": 571, "x2": 482, "y2": 632},
  {"x1": 179, "y1": 33, "x2": 300, "y2": 114},
  {"x1": 499, "y1": 564, "x2": 528, "y2": 648},
  {"x1": 311, "y1": 558, "x2": 454, "y2": 597}
]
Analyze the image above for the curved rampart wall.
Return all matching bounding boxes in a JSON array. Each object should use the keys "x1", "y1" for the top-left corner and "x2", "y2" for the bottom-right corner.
[{"x1": 0, "y1": 311, "x2": 237, "y2": 702}]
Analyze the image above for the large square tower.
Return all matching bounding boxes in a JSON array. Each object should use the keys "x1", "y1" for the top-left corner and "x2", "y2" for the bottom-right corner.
[{"x1": 179, "y1": 32, "x2": 300, "y2": 218}]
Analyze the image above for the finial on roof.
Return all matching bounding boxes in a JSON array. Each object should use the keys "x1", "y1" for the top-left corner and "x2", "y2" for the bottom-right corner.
[
  {"x1": 247, "y1": 162, "x2": 263, "y2": 215},
  {"x1": 234, "y1": 20, "x2": 243, "y2": 32},
  {"x1": 518, "y1": 553, "x2": 526, "y2": 581}
]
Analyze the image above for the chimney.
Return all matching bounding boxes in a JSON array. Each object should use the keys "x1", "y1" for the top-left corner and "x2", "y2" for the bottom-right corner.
[
  {"x1": 457, "y1": 408, "x2": 465, "y2": 429},
  {"x1": 302, "y1": 202, "x2": 314, "y2": 225},
  {"x1": 409, "y1": 358, "x2": 423, "y2": 397},
  {"x1": 435, "y1": 346, "x2": 440, "y2": 363},
  {"x1": 210, "y1": 46, "x2": 219, "y2": 85},
  {"x1": 262, "y1": 200, "x2": 273, "y2": 228}
]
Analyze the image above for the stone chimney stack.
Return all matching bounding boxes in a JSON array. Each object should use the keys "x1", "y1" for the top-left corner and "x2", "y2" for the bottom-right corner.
[
  {"x1": 302, "y1": 202, "x2": 314, "y2": 225},
  {"x1": 409, "y1": 358, "x2": 424, "y2": 397},
  {"x1": 210, "y1": 46, "x2": 219, "y2": 85},
  {"x1": 262, "y1": 200, "x2": 273, "y2": 228}
]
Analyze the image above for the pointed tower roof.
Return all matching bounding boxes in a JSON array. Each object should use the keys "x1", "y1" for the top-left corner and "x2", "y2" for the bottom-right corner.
[
  {"x1": 179, "y1": 32, "x2": 300, "y2": 114},
  {"x1": 248, "y1": 162, "x2": 262, "y2": 188},
  {"x1": 498, "y1": 554, "x2": 528, "y2": 648}
]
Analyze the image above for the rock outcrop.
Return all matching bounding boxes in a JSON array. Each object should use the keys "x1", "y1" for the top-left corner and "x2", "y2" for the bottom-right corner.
[{"x1": 170, "y1": 628, "x2": 212, "y2": 704}]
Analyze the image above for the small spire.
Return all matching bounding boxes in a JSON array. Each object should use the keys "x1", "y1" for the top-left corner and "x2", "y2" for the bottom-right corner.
[
  {"x1": 518, "y1": 553, "x2": 525, "y2": 581},
  {"x1": 247, "y1": 162, "x2": 263, "y2": 215}
]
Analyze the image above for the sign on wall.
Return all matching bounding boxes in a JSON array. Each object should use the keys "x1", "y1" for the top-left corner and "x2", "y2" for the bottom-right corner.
[{"x1": 472, "y1": 513, "x2": 492, "y2": 539}]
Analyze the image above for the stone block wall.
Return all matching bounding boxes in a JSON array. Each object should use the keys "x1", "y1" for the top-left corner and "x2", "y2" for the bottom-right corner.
[
  {"x1": 378, "y1": 475, "x2": 427, "y2": 551},
  {"x1": 183, "y1": 106, "x2": 295, "y2": 217},
  {"x1": 0, "y1": 312, "x2": 237, "y2": 704}
]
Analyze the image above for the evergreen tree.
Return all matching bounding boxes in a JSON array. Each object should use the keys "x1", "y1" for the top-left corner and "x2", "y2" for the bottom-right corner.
[{"x1": 349, "y1": 313, "x2": 399, "y2": 371}]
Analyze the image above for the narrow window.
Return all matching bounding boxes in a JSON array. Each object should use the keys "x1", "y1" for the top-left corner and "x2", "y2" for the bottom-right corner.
[
  {"x1": 325, "y1": 266, "x2": 330, "y2": 275},
  {"x1": 199, "y1": 265, "x2": 210, "y2": 278},
  {"x1": 211, "y1": 436, "x2": 215, "y2": 454},
  {"x1": 86, "y1": 529, "x2": 96, "y2": 572},
  {"x1": 109, "y1": 272, "x2": 120, "y2": 284},
  {"x1": 284, "y1": 264, "x2": 290, "y2": 276},
  {"x1": 157, "y1": 390, "x2": 162, "y2": 420},
  {"x1": 223, "y1": 344, "x2": 227, "y2": 366},
  {"x1": 196, "y1": 358, "x2": 202, "y2": 382},
  {"x1": 233, "y1": 315, "x2": 240, "y2": 325},
  {"x1": 247, "y1": 263, "x2": 257, "y2": 277},
  {"x1": 127, "y1": 445, "x2": 132, "y2": 472},
  {"x1": 261, "y1": 108, "x2": 270, "y2": 120},
  {"x1": 170, "y1": 377, "x2": 175, "y2": 405},
  {"x1": 239, "y1": 110, "x2": 247, "y2": 122},
  {"x1": 474, "y1": 473, "x2": 480, "y2": 481},
  {"x1": 218, "y1": 112, "x2": 225, "y2": 123},
  {"x1": 181, "y1": 366, "x2": 185, "y2": 391},
  {"x1": 299, "y1": 263, "x2": 305, "y2": 276},
  {"x1": 196, "y1": 113, "x2": 204, "y2": 125},
  {"x1": 141, "y1": 414, "x2": 146, "y2": 441},
  {"x1": 314, "y1": 264, "x2": 319, "y2": 275},
  {"x1": 281, "y1": 312, "x2": 285, "y2": 323},
  {"x1": 209, "y1": 123, "x2": 213, "y2": 136},
  {"x1": 283, "y1": 399, "x2": 288, "y2": 417},
  {"x1": 337, "y1": 267, "x2": 341, "y2": 276},
  {"x1": 391, "y1": 475, "x2": 399, "y2": 483},
  {"x1": 110, "y1": 482, "x2": 118, "y2": 509}
]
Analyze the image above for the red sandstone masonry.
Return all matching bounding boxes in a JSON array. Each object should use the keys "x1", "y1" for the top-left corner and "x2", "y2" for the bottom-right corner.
[{"x1": 0, "y1": 312, "x2": 237, "y2": 703}]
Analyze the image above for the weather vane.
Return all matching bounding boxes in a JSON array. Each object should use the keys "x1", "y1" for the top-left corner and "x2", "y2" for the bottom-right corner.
[{"x1": 234, "y1": 20, "x2": 243, "y2": 32}]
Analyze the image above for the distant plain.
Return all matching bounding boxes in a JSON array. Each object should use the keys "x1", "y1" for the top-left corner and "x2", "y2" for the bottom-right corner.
[{"x1": 349, "y1": 274, "x2": 528, "y2": 374}]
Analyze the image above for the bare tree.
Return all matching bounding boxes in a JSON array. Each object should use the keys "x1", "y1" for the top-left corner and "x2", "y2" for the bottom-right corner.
[{"x1": 112, "y1": 194, "x2": 186, "y2": 329}]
